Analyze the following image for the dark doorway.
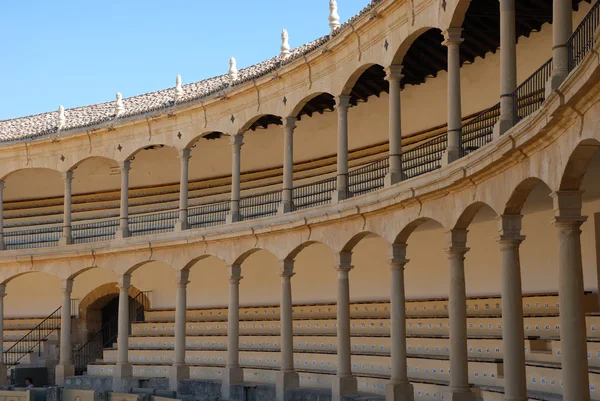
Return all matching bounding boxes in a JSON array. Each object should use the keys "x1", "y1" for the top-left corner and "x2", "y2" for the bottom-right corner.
[{"x1": 100, "y1": 296, "x2": 120, "y2": 346}]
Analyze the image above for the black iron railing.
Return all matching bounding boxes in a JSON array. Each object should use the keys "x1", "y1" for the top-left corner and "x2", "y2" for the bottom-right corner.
[
  {"x1": 460, "y1": 103, "x2": 501, "y2": 156},
  {"x1": 348, "y1": 158, "x2": 389, "y2": 197},
  {"x1": 568, "y1": 0, "x2": 600, "y2": 72},
  {"x1": 293, "y1": 177, "x2": 337, "y2": 210},
  {"x1": 240, "y1": 190, "x2": 281, "y2": 221},
  {"x1": 129, "y1": 211, "x2": 178, "y2": 237},
  {"x1": 512, "y1": 59, "x2": 553, "y2": 123},
  {"x1": 73, "y1": 291, "x2": 150, "y2": 375},
  {"x1": 402, "y1": 134, "x2": 447, "y2": 179},
  {"x1": 188, "y1": 201, "x2": 230, "y2": 229},
  {"x1": 4, "y1": 227, "x2": 62, "y2": 250},
  {"x1": 3, "y1": 306, "x2": 61, "y2": 367},
  {"x1": 72, "y1": 219, "x2": 119, "y2": 244}
]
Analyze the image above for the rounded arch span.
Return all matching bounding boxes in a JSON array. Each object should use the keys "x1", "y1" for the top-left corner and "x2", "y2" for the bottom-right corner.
[
  {"x1": 68, "y1": 155, "x2": 119, "y2": 172},
  {"x1": 1, "y1": 166, "x2": 61, "y2": 182},
  {"x1": 453, "y1": 201, "x2": 499, "y2": 230},
  {"x1": 391, "y1": 26, "x2": 438, "y2": 65},
  {"x1": 290, "y1": 92, "x2": 336, "y2": 119},
  {"x1": 340, "y1": 63, "x2": 385, "y2": 96},
  {"x1": 559, "y1": 138, "x2": 600, "y2": 191},
  {"x1": 238, "y1": 114, "x2": 283, "y2": 135},
  {"x1": 119, "y1": 260, "x2": 178, "y2": 276},
  {"x1": 341, "y1": 231, "x2": 389, "y2": 253},
  {"x1": 394, "y1": 217, "x2": 446, "y2": 244},
  {"x1": 284, "y1": 240, "x2": 334, "y2": 261},
  {"x1": 446, "y1": 0, "x2": 472, "y2": 29},
  {"x1": 504, "y1": 177, "x2": 553, "y2": 215},
  {"x1": 232, "y1": 247, "x2": 280, "y2": 266},
  {"x1": 78, "y1": 282, "x2": 149, "y2": 321},
  {"x1": 185, "y1": 131, "x2": 229, "y2": 150},
  {"x1": 0, "y1": 269, "x2": 55, "y2": 286},
  {"x1": 123, "y1": 143, "x2": 180, "y2": 164}
]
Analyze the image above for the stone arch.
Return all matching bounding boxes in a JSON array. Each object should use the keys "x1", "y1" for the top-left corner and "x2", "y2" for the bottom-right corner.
[
  {"x1": 453, "y1": 201, "x2": 499, "y2": 230},
  {"x1": 504, "y1": 177, "x2": 553, "y2": 215},
  {"x1": 394, "y1": 217, "x2": 446, "y2": 244},
  {"x1": 185, "y1": 131, "x2": 229, "y2": 150},
  {"x1": 284, "y1": 240, "x2": 333, "y2": 261},
  {"x1": 238, "y1": 114, "x2": 283, "y2": 135},
  {"x1": 289, "y1": 92, "x2": 336, "y2": 120},
  {"x1": 341, "y1": 231, "x2": 389, "y2": 253},
  {"x1": 68, "y1": 155, "x2": 119, "y2": 173},
  {"x1": 123, "y1": 143, "x2": 180, "y2": 164},
  {"x1": 78, "y1": 282, "x2": 149, "y2": 322},
  {"x1": 446, "y1": 0, "x2": 472, "y2": 29},
  {"x1": 2, "y1": 167, "x2": 62, "y2": 203},
  {"x1": 340, "y1": 63, "x2": 387, "y2": 98},
  {"x1": 559, "y1": 138, "x2": 600, "y2": 191},
  {"x1": 391, "y1": 26, "x2": 439, "y2": 65}
]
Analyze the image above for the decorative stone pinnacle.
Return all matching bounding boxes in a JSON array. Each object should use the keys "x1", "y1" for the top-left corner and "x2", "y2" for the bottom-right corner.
[
  {"x1": 57, "y1": 105, "x2": 66, "y2": 131},
  {"x1": 115, "y1": 92, "x2": 125, "y2": 116},
  {"x1": 280, "y1": 29, "x2": 291, "y2": 58},
  {"x1": 229, "y1": 57, "x2": 239, "y2": 83},
  {"x1": 329, "y1": 0, "x2": 341, "y2": 33},
  {"x1": 175, "y1": 74, "x2": 183, "y2": 102}
]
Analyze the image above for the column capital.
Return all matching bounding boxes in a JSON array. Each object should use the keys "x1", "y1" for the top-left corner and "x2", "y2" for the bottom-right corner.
[
  {"x1": 178, "y1": 148, "x2": 191, "y2": 160},
  {"x1": 335, "y1": 251, "x2": 353, "y2": 272},
  {"x1": 228, "y1": 264, "x2": 243, "y2": 282},
  {"x1": 229, "y1": 134, "x2": 244, "y2": 148},
  {"x1": 61, "y1": 278, "x2": 73, "y2": 293},
  {"x1": 176, "y1": 270, "x2": 190, "y2": 286},
  {"x1": 283, "y1": 117, "x2": 297, "y2": 130},
  {"x1": 279, "y1": 259, "x2": 295, "y2": 278},
  {"x1": 335, "y1": 95, "x2": 351, "y2": 109},
  {"x1": 497, "y1": 214, "x2": 523, "y2": 237},
  {"x1": 118, "y1": 273, "x2": 131, "y2": 289},
  {"x1": 390, "y1": 242, "x2": 409, "y2": 270},
  {"x1": 551, "y1": 190, "x2": 583, "y2": 218},
  {"x1": 446, "y1": 229, "x2": 469, "y2": 255},
  {"x1": 0, "y1": 180, "x2": 4, "y2": 191},
  {"x1": 442, "y1": 27, "x2": 464, "y2": 47},
  {"x1": 62, "y1": 171, "x2": 73, "y2": 181},
  {"x1": 384, "y1": 65, "x2": 404, "y2": 81},
  {"x1": 0, "y1": 284, "x2": 7, "y2": 298},
  {"x1": 118, "y1": 160, "x2": 131, "y2": 171}
]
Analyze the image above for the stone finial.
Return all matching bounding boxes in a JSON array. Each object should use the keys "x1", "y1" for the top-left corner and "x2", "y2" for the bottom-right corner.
[
  {"x1": 329, "y1": 0, "x2": 341, "y2": 33},
  {"x1": 115, "y1": 92, "x2": 125, "y2": 116},
  {"x1": 57, "y1": 105, "x2": 65, "y2": 131},
  {"x1": 229, "y1": 57, "x2": 238, "y2": 82},
  {"x1": 280, "y1": 29, "x2": 291, "y2": 58},
  {"x1": 175, "y1": 74, "x2": 184, "y2": 102}
]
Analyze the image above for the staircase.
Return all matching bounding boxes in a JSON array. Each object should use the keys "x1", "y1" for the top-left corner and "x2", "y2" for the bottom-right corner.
[{"x1": 73, "y1": 291, "x2": 150, "y2": 375}]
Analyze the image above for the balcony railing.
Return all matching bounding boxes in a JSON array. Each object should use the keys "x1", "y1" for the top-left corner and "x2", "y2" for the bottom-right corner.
[
  {"x1": 240, "y1": 190, "x2": 281, "y2": 221},
  {"x1": 188, "y1": 201, "x2": 230, "y2": 229},
  {"x1": 348, "y1": 158, "x2": 389, "y2": 197},
  {"x1": 4, "y1": 226, "x2": 62, "y2": 250},
  {"x1": 402, "y1": 134, "x2": 447, "y2": 179},
  {"x1": 568, "y1": 0, "x2": 600, "y2": 72},
  {"x1": 512, "y1": 58, "x2": 553, "y2": 123},
  {"x1": 293, "y1": 177, "x2": 337, "y2": 210},
  {"x1": 460, "y1": 103, "x2": 500, "y2": 156},
  {"x1": 129, "y1": 210, "x2": 178, "y2": 237},
  {"x1": 72, "y1": 219, "x2": 119, "y2": 244}
]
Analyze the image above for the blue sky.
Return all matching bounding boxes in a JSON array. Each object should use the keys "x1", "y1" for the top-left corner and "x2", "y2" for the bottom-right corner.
[{"x1": 0, "y1": 1, "x2": 369, "y2": 120}]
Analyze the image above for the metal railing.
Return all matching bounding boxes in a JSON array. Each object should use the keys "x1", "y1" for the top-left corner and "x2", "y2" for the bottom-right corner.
[
  {"x1": 240, "y1": 190, "x2": 281, "y2": 221},
  {"x1": 4, "y1": 227, "x2": 62, "y2": 250},
  {"x1": 129, "y1": 211, "x2": 178, "y2": 237},
  {"x1": 348, "y1": 158, "x2": 389, "y2": 197},
  {"x1": 512, "y1": 59, "x2": 553, "y2": 123},
  {"x1": 568, "y1": 0, "x2": 600, "y2": 72},
  {"x1": 402, "y1": 134, "x2": 447, "y2": 179},
  {"x1": 292, "y1": 177, "x2": 337, "y2": 210},
  {"x1": 72, "y1": 219, "x2": 119, "y2": 244},
  {"x1": 73, "y1": 291, "x2": 150, "y2": 375},
  {"x1": 3, "y1": 306, "x2": 61, "y2": 367},
  {"x1": 188, "y1": 201, "x2": 230, "y2": 229},
  {"x1": 460, "y1": 103, "x2": 501, "y2": 156}
]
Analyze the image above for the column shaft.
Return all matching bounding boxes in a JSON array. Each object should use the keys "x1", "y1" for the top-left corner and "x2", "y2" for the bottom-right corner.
[
  {"x1": 335, "y1": 96, "x2": 351, "y2": 202},
  {"x1": 61, "y1": 172, "x2": 73, "y2": 245},
  {"x1": 228, "y1": 136, "x2": 243, "y2": 222},
  {"x1": 443, "y1": 29, "x2": 464, "y2": 163},
  {"x1": 117, "y1": 161, "x2": 130, "y2": 238},
  {"x1": 174, "y1": 271, "x2": 189, "y2": 365},
  {"x1": 277, "y1": 260, "x2": 299, "y2": 401},
  {"x1": 0, "y1": 285, "x2": 7, "y2": 385},
  {"x1": 280, "y1": 118, "x2": 296, "y2": 213},
  {"x1": 548, "y1": 0, "x2": 573, "y2": 90},
  {"x1": 177, "y1": 150, "x2": 190, "y2": 231},
  {"x1": 59, "y1": 279, "x2": 73, "y2": 365},
  {"x1": 496, "y1": 0, "x2": 517, "y2": 135},
  {"x1": 222, "y1": 265, "x2": 243, "y2": 399},
  {"x1": 117, "y1": 274, "x2": 131, "y2": 366},
  {"x1": 385, "y1": 66, "x2": 404, "y2": 187}
]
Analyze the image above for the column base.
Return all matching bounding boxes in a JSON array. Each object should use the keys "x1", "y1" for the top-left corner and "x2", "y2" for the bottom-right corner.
[
  {"x1": 174, "y1": 220, "x2": 188, "y2": 231},
  {"x1": 278, "y1": 201, "x2": 295, "y2": 214},
  {"x1": 112, "y1": 363, "x2": 134, "y2": 392},
  {"x1": 385, "y1": 381, "x2": 414, "y2": 401},
  {"x1": 545, "y1": 71, "x2": 568, "y2": 99},
  {"x1": 114, "y1": 228, "x2": 130, "y2": 239},
  {"x1": 169, "y1": 363, "x2": 189, "y2": 391},
  {"x1": 0, "y1": 364, "x2": 6, "y2": 386},
  {"x1": 331, "y1": 189, "x2": 351, "y2": 204},
  {"x1": 55, "y1": 363, "x2": 74, "y2": 385},
  {"x1": 443, "y1": 388, "x2": 477, "y2": 401},
  {"x1": 58, "y1": 236, "x2": 72, "y2": 246},
  {"x1": 226, "y1": 212, "x2": 242, "y2": 224},
  {"x1": 384, "y1": 171, "x2": 405, "y2": 187},
  {"x1": 331, "y1": 374, "x2": 357, "y2": 401},
  {"x1": 276, "y1": 371, "x2": 299, "y2": 401},
  {"x1": 221, "y1": 366, "x2": 243, "y2": 399},
  {"x1": 493, "y1": 116, "x2": 515, "y2": 139},
  {"x1": 441, "y1": 148, "x2": 460, "y2": 166}
]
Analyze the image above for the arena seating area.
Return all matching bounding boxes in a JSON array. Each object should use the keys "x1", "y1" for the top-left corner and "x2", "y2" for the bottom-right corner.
[{"x1": 86, "y1": 293, "x2": 600, "y2": 399}]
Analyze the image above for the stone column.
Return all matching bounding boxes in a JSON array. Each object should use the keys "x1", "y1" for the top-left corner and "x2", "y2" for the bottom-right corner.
[
  {"x1": 547, "y1": 0, "x2": 573, "y2": 93},
  {"x1": 0, "y1": 285, "x2": 5, "y2": 385},
  {"x1": 227, "y1": 135, "x2": 244, "y2": 223},
  {"x1": 442, "y1": 28, "x2": 464, "y2": 164},
  {"x1": 175, "y1": 149, "x2": 191, "y2": 231},
  {"x1": 0, "y1": 181, "x2": 5, "y2": 251},
  {"x1": 114, "y1": 273, "x2": 132, "y2": 382},
  {"x1": 332, "y1": 251, "x2": 357, "y2": 401},
  {"x1": 115, "y1": 161, "x2": 131, "y2": 239},
  {"x1": 386, "y1": 243, "x2": 414, "y2": 401},
  {"x1": 59, "y1": 171, "x2": 73, "y2": 246},
  {"x1": 552, "y1": 191, "x2": 590, "y2": 401},
  {"x1": 56, "y1": 279, "x2": 74, "y2": 385},
  {"x1": 170, "y1": 270, "x2": 189, "y2": 390},
  {"x1": 276, "y1": 260, "x2": 298, "y2": 401},
  {"x1": 446, "y1": 230, "x2": 475, "y2": 401},
  {"x1": 222, "y1": 264, "x2": 243, "y2": 399},
  {"x1": 494, "y1": 0, "x2": 517, "y2": 137},
  {"x1": 333, "y1": 95, "x2": 351, "y2": 203},
  {"x1": 279, "y1": 117, "x2": 296, "y2": 214},
  {"x1": 384, "y1": 65, "x2": 404, "y2": 187},
  {"x1": 498, "y1": 215, "x2": 527, "y2": 401}
]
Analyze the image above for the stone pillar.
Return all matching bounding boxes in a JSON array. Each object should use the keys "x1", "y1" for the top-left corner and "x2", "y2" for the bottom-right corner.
[
  {"x1": 59, "y1": 171, "x2": 73, "y2": 246},
  {"x1": 170, "y1": 270, "x2": 189, "y2": 390},
  {"x1": 0, "y1": 285, "x2": 7, "y2": 385},
  {"x1": 276, "y1": 260, "x2": 298, "y2": 401},
  {"x1": 115, "y1": 161, "x2": 131, "y2": 239},
  {"x1": 175, "y1": 149, "x2": 191, "y2": 231},
  {"x1": 114, "y1": 273, "x2": 132, "y2": 382},
  {"x1": 446, "y1": 230, "x2": 476, "y2": 401},
  {"x1": 552, "y1": 191, "x2": 590, "y2": 401},
  {"x1": 279, "y1": 117, "x2": 296, "y2": 214},
  {"x1": 442, "y1": 28, "x2": 464, "y2": 164},
  {"x1": 227, "y1": 135, "x2": 244, "y2": 223},
  {"x1": 222, "y1": 264, "x2": 243, "y2": 399},
  {"x1": 547, "y1": 0, "x2": 573, "y2": 93},
  {"x1": 0, "y1": 181, "x2": 5, "y2": 251},
  {"x1": 384, "y1": 65, "x2": 404, "y2": 187},
  {"x1": 333, "y1": 95, "x2": 351, "y2": 203},
  {"x1": 332, "y1": 251, "x2": 357, "y2": 401},
  {"x1": 56, "y1": 279, "x2": 74, "y2": 385},
  {"x1": 498, "y1": 215, "x2": 527, "y2": 401},
  {"x1": 386, "y1": 243, "x2": 414, "y2": 401},
  {"x1": 494, "y1": 0, "x2": 517, "y2": 137}
]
